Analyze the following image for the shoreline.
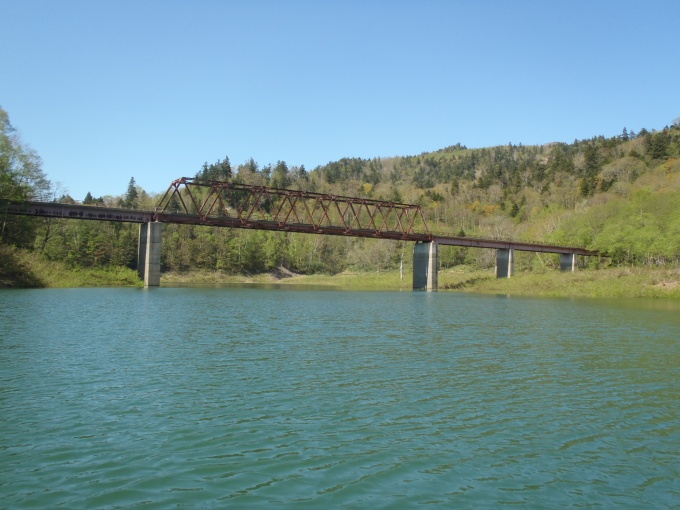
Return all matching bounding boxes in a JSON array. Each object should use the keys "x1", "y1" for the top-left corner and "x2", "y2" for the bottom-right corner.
[
  {"x1": 159, "y1": 267, "x2": 680, "y2": 300},
  {"x1": 2, "y1": 243, "x2": 679, "y2": 299}
]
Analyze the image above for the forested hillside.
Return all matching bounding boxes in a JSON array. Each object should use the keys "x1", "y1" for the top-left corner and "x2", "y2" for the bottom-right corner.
[{"x1": 2, "y1": 104, "x2": 680, "y2": 281}]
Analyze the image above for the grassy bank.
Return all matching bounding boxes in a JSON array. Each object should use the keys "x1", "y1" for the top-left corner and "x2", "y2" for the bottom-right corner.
[
  {"x1": 439, "y1": 266, "x2": 680, "y2": 299},
  {"x1": 162, "y1": 265, "x2": 680, "y2": 299},
  {"x1": 3, "y1": 244, "x2": 679, "y2": 299},
  {"x1": 0, "y1": 245, "x2": 142, "y2": 288}
]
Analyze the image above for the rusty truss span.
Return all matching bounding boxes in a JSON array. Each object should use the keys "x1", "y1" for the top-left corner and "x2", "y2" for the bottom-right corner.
[{"x1": 154, "y1": 177, "x2": 432, "y2": 241}]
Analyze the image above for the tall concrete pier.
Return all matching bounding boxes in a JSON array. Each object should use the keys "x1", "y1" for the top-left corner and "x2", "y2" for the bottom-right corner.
[
  {"x1": 413, "y1": 242, "x2": 438, "y2": 291},
  {"x1": 496, "y1": 248, "x2": 514, "y2": 278},
  {"x1": 137, "y1": 222, "x2": 162, "y2": 287},
  {"x1": 560, "y1": 253, "x2": 577, "y2": 272}
]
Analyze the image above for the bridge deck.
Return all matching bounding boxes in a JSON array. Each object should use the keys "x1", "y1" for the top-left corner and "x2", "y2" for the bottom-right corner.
[
  {"x1": 1, "y1": 200, "x2": 154, "y2": 223},
  {"x1": 432, "y1": 235, "x2": 595, "y2": 256},
  {"x1": 1, "y1": 197, "x2": 598, "y2": 257}
]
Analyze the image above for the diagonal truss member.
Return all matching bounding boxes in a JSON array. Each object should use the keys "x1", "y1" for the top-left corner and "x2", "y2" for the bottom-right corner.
[{"x1": 155, "y1": 177, "x2": 431, "y2": 241}]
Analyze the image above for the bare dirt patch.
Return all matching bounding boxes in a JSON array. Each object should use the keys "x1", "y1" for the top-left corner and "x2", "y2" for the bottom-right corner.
[
  {"x1": 653, "y1": 280, "x2": 680, "y2": 289},
  {"x1": 271, "y1": 266, "x2": 301, "y2": 280}
]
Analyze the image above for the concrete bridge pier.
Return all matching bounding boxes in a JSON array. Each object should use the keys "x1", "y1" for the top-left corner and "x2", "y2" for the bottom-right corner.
[
  {"x1": 560, "y1": 253, "x2": 577, "y2": 272},
  {"x1": 413, "y1": 242, "x2": 438, "y2": 291},
  {"x1": 496, "y1": 248, "x2": 514, "y2": 278},
  {"x1": 138, "y1": 222, "x2": 162, "y2": 287}
]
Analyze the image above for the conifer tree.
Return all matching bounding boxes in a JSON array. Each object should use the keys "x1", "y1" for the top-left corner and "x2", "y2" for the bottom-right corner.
[{"x1": 124, "y1": 177, "x2": 138, "y2": 208}]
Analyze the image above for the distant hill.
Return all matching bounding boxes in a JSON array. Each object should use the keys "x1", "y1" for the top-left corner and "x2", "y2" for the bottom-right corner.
[{"x1": 306, "y1": 123, "x2": 680, "y2": 268}]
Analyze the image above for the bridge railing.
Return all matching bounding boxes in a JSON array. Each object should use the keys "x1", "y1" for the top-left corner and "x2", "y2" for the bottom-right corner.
[{"x1": 154, "y1": 177, "x2": 431, "y2": 240}]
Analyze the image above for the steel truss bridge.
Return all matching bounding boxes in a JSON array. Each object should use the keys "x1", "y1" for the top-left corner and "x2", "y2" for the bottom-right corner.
[
  {"x1": 1, "y1": 177, "x2": 598, "y2": 288},
  {"x1": 155, "y1": 178, "x2": 432, "y2": 241}
]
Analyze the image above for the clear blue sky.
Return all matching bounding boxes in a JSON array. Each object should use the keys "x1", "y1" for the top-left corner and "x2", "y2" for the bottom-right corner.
[{"x1": 2, "y1": 0, "x2": 679, "y2": 201}]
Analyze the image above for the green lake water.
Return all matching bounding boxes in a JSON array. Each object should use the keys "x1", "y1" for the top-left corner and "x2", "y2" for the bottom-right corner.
[{"x1": 1, "y1": 287, "x2": 678, "y2": 508}]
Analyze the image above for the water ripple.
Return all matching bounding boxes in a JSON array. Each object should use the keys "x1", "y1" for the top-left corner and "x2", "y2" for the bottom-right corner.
[{"x1": 1, "y1": 288, "x2": 679, "y2": 508}]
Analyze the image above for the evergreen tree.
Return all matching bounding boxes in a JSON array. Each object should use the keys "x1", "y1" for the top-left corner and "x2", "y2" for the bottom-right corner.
[
  {"x1": 584, "y1": 144, "x2": 601, "y2": 176},
  {"x1": 270, "y1": 161, "x2": 291, "y2": 189},
  {"x1": 197, "y1": 156, "x2": 232, "y2": 181},
  {"x1": 124, "y1": 177, "x2": 138, "y2": 208},
  {"x1": 647, "y1": 130, "x2": 670, "y2": 159}
]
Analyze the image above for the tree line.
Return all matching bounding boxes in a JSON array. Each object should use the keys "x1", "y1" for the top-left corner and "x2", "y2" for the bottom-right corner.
[{"x1": 2, "y1": 103, "x2": 680, "y2": 276}]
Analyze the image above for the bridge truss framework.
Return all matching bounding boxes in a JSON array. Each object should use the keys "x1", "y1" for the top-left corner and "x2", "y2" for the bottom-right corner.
[{"x1": 154, "y1": 177, "x2": 432, "y2": 241}]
